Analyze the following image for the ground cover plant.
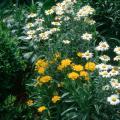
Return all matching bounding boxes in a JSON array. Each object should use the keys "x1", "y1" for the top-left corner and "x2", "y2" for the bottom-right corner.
[{"x1": 0, "y1": 0, "x2": 120, "y2": 120}]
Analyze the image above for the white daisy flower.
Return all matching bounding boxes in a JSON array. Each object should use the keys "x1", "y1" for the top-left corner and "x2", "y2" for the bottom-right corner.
[
  {"x1": 107, "y1": 94, "x2": 120, "y2": 105},
  {"x1": 77, "y1": 5, "x2": 95, "y2": 18},
  {"x1": 25, "y1": 23, "x2": 34, "y2": 29},
  {"x1": 51, "y1": 21, "x2": 61, "y2": 26},
  {"x1": 64, "y1": 16, "x2": 70, "y2": 21},
  {"x1": 114, "y1": 56, "x2": 120, "y2": 61},
  {"x1": 109, "y1": 68, "x2": 119, "y2": 77},
  {"x1": 26, "y1": 30, "x2": 36, "y2": 35},
  {"x1": 50, "y1": 28, "x2": 60, "y2": 33},
  {"x1": 111, "y1": 78, "x2": 118, "y2": 83},
  {"x1": 110, "y1": 79, "x2": 120, "y2": 89},
  {"x1": 36, "y1": 27, "x2": 44, "y2": 31},
  {"x1": 27, "y1": 13, "x2": 37, "y2": 18},
  {"x1": 82, "y1": 50, "x2": 93, "y2": 60},
  {"x1": 45, "y1": 9, "x2": 54, "y2": 15},
  {"x1": 35, "y1": 18, "x2": 44, "y2": 23},
  {"x1": 99, "y1": 71, "x2": 110, "y2": 78},
  {"x1": 62, "y1": 40, "x2": 71, "y2": 44},
  {"x1": 114, "y1": 46, "x2": 120, "y2": 55},
  {"x1": 54, "y1": 4, "x2": 64, "y2": 15},
  {"x1": 96, "y1": 63, "x2": 112, "y2": 71},
  {"x1": 81, "y1": 32, "x2": 92, "y2": 41},
  {"x1": 95, "y1": 41, "x2": 109, "y2": 51},
  {"x1": 39, "y1": 31, "x2": 51, "y2": 40},
  {"x1": 99, "y1": 55, "x2": 110, "y2": 62}
]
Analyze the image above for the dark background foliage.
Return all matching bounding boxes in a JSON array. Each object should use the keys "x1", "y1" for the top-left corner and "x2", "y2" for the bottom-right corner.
[{"x1": 0, "y1": 22, "x2": 27, "y2": 102}]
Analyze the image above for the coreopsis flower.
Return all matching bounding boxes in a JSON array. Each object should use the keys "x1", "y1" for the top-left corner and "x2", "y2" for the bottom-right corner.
[
  {"x1": 114, "y1": 56, "x2": 120, "y2": 61},
  {"x1": 114, "y1": 46, "x2": 120, "y2": 55},
  {"x1": 61, "y1": 59, "x2": 72, "y2": 68},
  {"x1": 77, "y1": 52, "x2": 83, "y2": 58},
  {"x1": 38, "y1": 106, "x2": 47, "y2": 112},
  {"x1": 52, "y1": 95, "x2": 61, "y2": 103},
  {"x1": 35, "y1": 59, "x2": 48, "y2": 70},
  {"x1": 38, "y1": 67, "x2": 45, "y2": 74},
  {"x1": 72, "y1": 64, "x2": 83, "y2": 71},
  {"x1": 62, "y1": 40, "x2": 71, "y2": 44},
  {"x1": 82, "y1": 50, "x2": 93, "y2": 60},
  {"x1": 99, "y1": 71, "x2": 110, "y2": 78},
  {"x1": 80, "y1": 71, "x2": 88, "y2": 77},
  {"x1": 95, "y1": 41, "x2": 109, "y2": 51},
  {"x1": 26, "y1": 99, "x2": 34, "y2": 106},
  {"x1": 68, "y1": 72, "x2": 79, "y2": 80},
  {"x1": 81, "y1": 32, "x2": 92, "y2": 41},
  {"x1": 77, "y1": 5, "x2": 95, "y2": 18},
  {"x1": 84, "y1": 76, "x2": 90, "y2": 81},
  {"x1": 85, "y1": 62, "x2": 96, "y2": 71},
  {"x1": 107, "y1": 94, "x2": 120, "y2": 105},
  {"x1": 54, "y1": 52, "x2": 61, "y2": 59},
  {"x1": 45, "y1": 9, "x2": 54, "y2": 15},
  {"x1": 57, "y1": 64, "x2": 64, "y2": 71},
  {"x1": 99, "y1": 55, "x2": 110, "y2": 62},
  {"x1": 96, "y1": 63, "x2": 112, "y2": 71},
  {"x1": 37, "y1": 76, "x2": 52, "y2": 83}
]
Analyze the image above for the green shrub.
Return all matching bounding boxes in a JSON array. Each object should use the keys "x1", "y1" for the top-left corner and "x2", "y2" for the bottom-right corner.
[{"x1": 0, "y1": 21, "x2": 26, "y2": 102}]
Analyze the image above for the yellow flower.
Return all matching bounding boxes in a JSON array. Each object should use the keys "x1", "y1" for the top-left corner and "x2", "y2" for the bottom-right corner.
[
  {"x1": 55, "y1": 52, "x2": 61, "y2": 59},
  {"x1": 85, "y1": 62, "x2": 96, "y2": 71},
  {"x1": 61, "y1": 59, "x2": 72, "y2": 68},
  {"x1": 38, "y1": 106, "x2": 47, "y2": 112},
  {"x1": 38, "y1": 67, "x2": 45, "y2": 74},
  {"x1": 52, "y1": 95, "x2": 61, "y2": 103},
  {"x1": 85, "y1": 76, "x2": 90, "y2": 81},
  {"x1": 77, "y1": 52, "x2": 83, "y2": 57},
  {"x1": 68, "y1": 72, "x2": 79, "y2": 80},
  {"x1": 35, "y1": 59, "x2": 48, "y2": 69},
  {"x1": 57, "y1": 64, "x2": 64, "y2": 71},
  {"x1": 26, "y1": 99, "x2": 33, "y2": 106},
  {"x1": 37, "y1": 76, "x2": 52, "y2": 83},
  {"x1": 80, "y1": 71, "x2": 88, "y2": 77},
  {"x1": 72, "y1": 64, "x2": 84, "y2": 71}
]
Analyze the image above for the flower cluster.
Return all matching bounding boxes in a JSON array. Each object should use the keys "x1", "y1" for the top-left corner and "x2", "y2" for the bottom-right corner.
[
  {"x1": 76, "y1": 5, "x2": 95, "y2": 19},
  {"x1": 22, "y1": 0, "x2": 120, "y2": 119}
]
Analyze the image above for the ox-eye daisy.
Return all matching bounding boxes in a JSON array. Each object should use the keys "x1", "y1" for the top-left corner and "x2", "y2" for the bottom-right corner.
[
  {"x1": 99, "y1": 55, "x2": 110, "y2": 62},
  {"x1": 81, "y1": 32, "x2": 92, "y2": 41},
  {"x1": 114, "y1": 46, "x2": 120, "y2": 55},
  {"x1": 82, "y1": 50, "x2": 93, "y2": 60},
  {"x1": 107, "y1": 94, "x2": 120, "y2": 105},
  {"x1": 95, "y1": 41, "x2": 109, "y2": 51}
]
